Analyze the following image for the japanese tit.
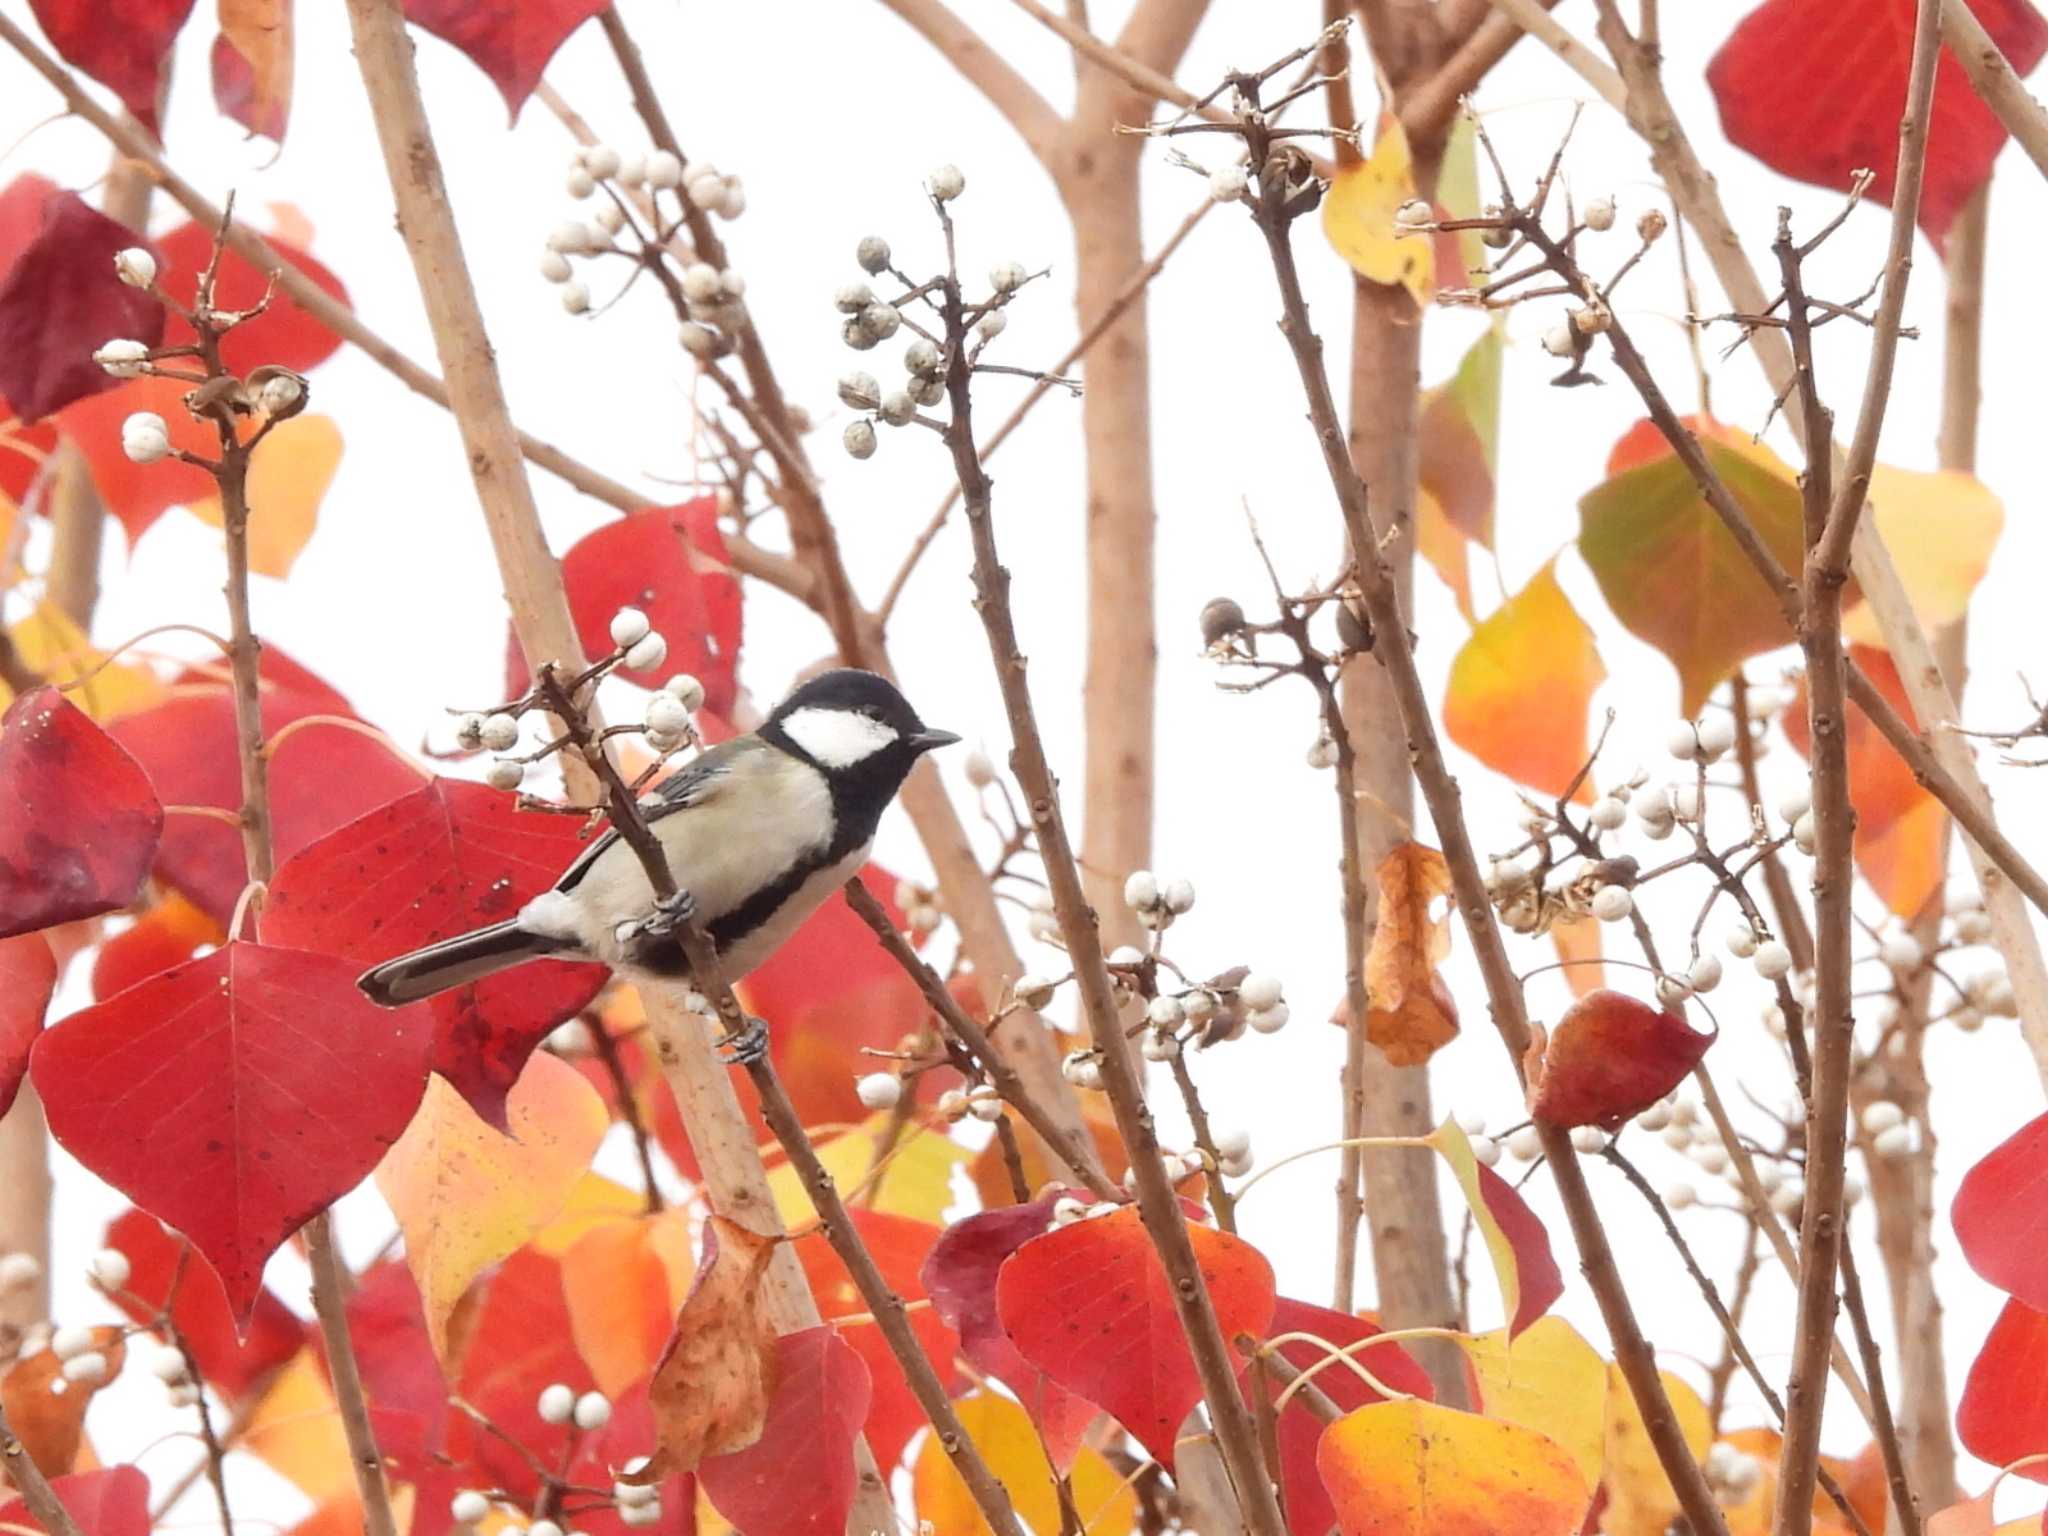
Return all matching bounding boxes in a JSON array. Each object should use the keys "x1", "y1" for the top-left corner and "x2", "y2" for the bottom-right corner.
[{"x1": 357, "y1": 669, "x2": 958, "y2": 1006}]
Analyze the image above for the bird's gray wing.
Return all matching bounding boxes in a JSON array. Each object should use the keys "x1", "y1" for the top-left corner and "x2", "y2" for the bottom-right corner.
[{"x1": 551, "y1": 738, "x2": 746, "y2": 893}]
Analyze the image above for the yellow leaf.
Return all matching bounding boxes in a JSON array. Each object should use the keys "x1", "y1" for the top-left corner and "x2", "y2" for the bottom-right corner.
[
  {"x1": 188, "y1": 414, "x2": 342, "y2": 579},
  {"x1": 1317, "y1": 1397, "x2": 1590, "y2": 1535},
  {"x1": 375, "y1": 1052, "x2": 609, "y2": 1359},
  {"x1": 529, "y1": 1172, "x2": 649, "y2": 1256},
  {"x1": 1444, "y1": 557, "x2": 1606, "y2": 802},
  {"x1": 245, "y1": 1351, "x2": 353, "y2": 1503},
  {"x1": 4, "y1": 601, "x2": 162, "y2": 722},
  {"x1": 913, "y1": 1391, "x2": 1137, "y2": 1536},
  {"x1": 1601, "y1": 1365, "x2": 1712, "y2": 1536},
  {"x1": 1460, "y1": 1317, "x2": 1608, "y2": 1491},
  {"x1": 1843, "y1": 465, "x2": 2003, "y2": 646},
  {"x1": 771, "y1": 1112, "x2": 969, "y2": 1228},
  {"x1": 1323, "y1": 118, "x2": 1435, "y2": 306}
]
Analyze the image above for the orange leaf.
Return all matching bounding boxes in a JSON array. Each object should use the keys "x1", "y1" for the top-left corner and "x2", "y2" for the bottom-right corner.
[
  {"x1": 1783, "y1": 644, "x2": 1944, "y2": 917},
  {"x1": 216, "y1": 0, "x2": 293, "y2": 138},
  {"x1": 1316, "y1": 1397, "x2": 1590, "y2": 1535},
  {"x1": 1550, "y1": 914, "x2": 1604, "y2": 996},
  {"x1": 186, "y1": 414, "x2": 342, "y2": 579},
  {"x1": 374, "y1": 1051, "x2": 608, "y2": 1358},
  {"x1": 244, "y1": 1349, "x2": 354, "y2": 1503},
  {"x1": 0, "y1": 1327, "x2": 126, "y2": 1475},
  {"x1": 561, "y1": 1208, "x2": 694, "y2": 1397},
  {"x1": 1579, "y1": 416, "x2": 1807, "y2": 715},
  {"x1": 1445, "y1": 557, "x2": 1605, "y2": 800},
  {"x1": 1417, "y1": 324, "x2": 1504, "y2": 618},
  {"x1": 1363, "y1": 842, "x2": 1458, "y2": 1065},
  {"x1": 633, "y1": 1215, "x2": 781, "y2": 1481}
]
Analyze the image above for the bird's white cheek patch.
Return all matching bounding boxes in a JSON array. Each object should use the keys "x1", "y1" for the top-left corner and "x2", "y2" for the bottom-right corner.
[
  {"x1": 780, "y1": 707, "x2": 898, "y2": 768},
  {"x1": 518, "y1": 890, "x2": 584, "y2": 942}
]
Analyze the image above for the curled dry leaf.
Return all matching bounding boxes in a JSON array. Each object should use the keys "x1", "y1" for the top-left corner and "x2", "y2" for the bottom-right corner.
[
  {"x1": 0, "y1": 1326, "x2": 128, "y2": 1476},
  {"x1": 1527, "y1": 989, "x2": 1715, "y2": 1132},
  {"x1": 1361, "y1": 842, "x2": 1458, "y2": 1065},
  {"x1": 630, "y1": 1214, "x2": 782, "y2": 1482}
]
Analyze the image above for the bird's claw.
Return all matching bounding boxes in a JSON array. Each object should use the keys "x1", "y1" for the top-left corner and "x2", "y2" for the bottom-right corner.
[
  {"x1": 716, "y1": 1015, "x2": 770, "y2": 1066},
  {"x1": 637, "y1": 888, "x2": 698, "y2": 940}
]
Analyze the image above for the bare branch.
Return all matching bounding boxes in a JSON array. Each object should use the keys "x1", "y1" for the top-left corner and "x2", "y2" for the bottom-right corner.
[
  {"x1": 1943, "y1": 0, "x2": 2048, "y2": 185},
  {"x1": 873, "y1": 0, "x2": 1067, "y2": 164}
]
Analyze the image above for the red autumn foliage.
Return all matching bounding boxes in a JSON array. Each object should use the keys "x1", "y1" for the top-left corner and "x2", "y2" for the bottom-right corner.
[
  {"x1": 33, "y1": 941, "x2": 432, "y2": 1320},
  {"x1": 0, "y1": 934, "x2": 56, "y2": 1118},
  {"x1": 0, "y1": 687, "x2": 163, "y2": 940},
  {"x1": 403, "y1": 0, "x2": 614, "y2": 118},
  {"x1": 0, "y1": 187, "x2": 164, "y2": 421},
  {"x1": 1956, "y1": 1295, "x2": 2048, "y2": 1482},
  {"x1": 266, "y1": 777, "x2": 610, "y2": 1128},
  {"x1": 697, "y1": 1327, "x2": 872, "y2": 1536},
  {"x1": 1528, "y1": 988, "x2": 1716, "y2": 1131},
  {"x1": 25, "y1": 0, "x2": 195, "y2": 132},
  {"x1": 1955, "y1": 1110, "x2": 2048, "y2": 1315}
]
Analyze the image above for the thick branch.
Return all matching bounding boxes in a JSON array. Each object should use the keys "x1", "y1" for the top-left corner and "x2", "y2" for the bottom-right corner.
[
  {"x1": 1240, "y1": 114, "x2": 1729, "y2": 1536},
  {"x1": 871, "y1": 0, "x2": 1066, "y2": 165},
  {"x1": 1943, "y1": 0, "x2": 2048, "y2": 183}
]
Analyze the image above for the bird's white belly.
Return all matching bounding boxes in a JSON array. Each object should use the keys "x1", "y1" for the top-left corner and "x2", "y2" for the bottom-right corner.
[{"x1": 715, "y1": 841, "x2": 873, "y2": 980}]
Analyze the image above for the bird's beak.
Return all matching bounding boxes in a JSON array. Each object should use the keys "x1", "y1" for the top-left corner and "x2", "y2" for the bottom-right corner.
[{"x1": 910, "y1": 728, "x2": 962, "y2": 752}]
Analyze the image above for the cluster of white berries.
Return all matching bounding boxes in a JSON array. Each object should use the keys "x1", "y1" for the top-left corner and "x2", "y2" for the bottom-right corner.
[
  {"x1": 1122, "y1": 870, "x2": 1196, "y2": 933},
  {"x1": 893, "y1": 877, "x2": 944, "y2": 936},
  {"x1": 1123, "y1": 1145, "x2": 1209, "y2": 1194},
  {"x1": 1860, "y1": 1099, "x2": 1916, "y2": 1160},
  {"x1": 148, "y1": 1339, "x2": 202, "y2": 1409},
  {"x1": 49, "y1": 1323, "x2": 112, "y2": 1387},
  {"x1": 536, "y1": 1381, "x2": 613, "y2": 1429},
  {"x1": 542, "y1": 142, "x2": 740, "y2": 326},
  {"x1": 121, "y1": 411, "x2": 172, "y2": 465},
  {"x1": 1048, "y1": 1193, "x2": 1118, "y2": 1230},
  {"x1": 1704, "y1": 1441, "x2": 1765, "y2": 1505},
  {"x1": 1060, "y1": 1048, "x2": 1104, "y2": 1091},
  {"x1": 934, "y1": 1083, "x2": 1006, "y2": 1124},
  {"x1": 96, "y1": 248, "x2": 164, "y2": 393},
  {"x1": 1237, "y1": 972, "x2": 1289, "y2": 1034}
]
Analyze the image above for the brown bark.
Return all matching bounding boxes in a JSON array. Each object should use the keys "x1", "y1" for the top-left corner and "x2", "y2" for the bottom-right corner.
[{"x1": 1337, "y1": 278, "x2": 1462, "y2": 1405}]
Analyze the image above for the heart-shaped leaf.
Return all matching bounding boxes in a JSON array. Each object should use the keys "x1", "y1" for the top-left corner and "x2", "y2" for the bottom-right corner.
[
  {"x1": 0, "y1": 188, "x2": 164, "y2": 421},
  {"x1": 1957, "y1": 1296, "x2": 2048, "y2": 1482},
  {"x1": 0, "y1": 686, "x2": 162, "y2": 940},
  {"x1": 402, "y1": 0, "x2": 612, "y2": 118},
  {"x1": 996, "y1": 1205, "x2": 1276, "y2": 1469},
  {"x1": 698, "y1": 1326, "x2": 871, "y2": 1536},
  {"x1": 24, "y1": 0, "x2": 194, "y2": 131},
  {"x1": 266, "y1": 775, "x2": 609, "y2": 1128},
  {"x1": 33, "y1": 941, "x2": 432, "y2": 1321},
  {"x1": 1955, "y1": 1111, "x2": 2048, "y2": 1315},
  {"x1": 1528, "y1": 989, "x2": 1716, "y2": 1131}
]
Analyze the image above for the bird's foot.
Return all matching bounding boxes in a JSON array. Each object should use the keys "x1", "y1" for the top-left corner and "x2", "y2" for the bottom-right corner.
[
  {"x1": 716, "y1": 1014, "x2": 770, "y2": 1067},
  {"x1": 627, "y1": 888, "x2": 698, "y2": 943}
]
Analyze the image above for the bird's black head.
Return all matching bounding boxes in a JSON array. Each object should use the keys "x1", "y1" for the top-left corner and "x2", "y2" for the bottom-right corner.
[{"x1": 761, "y1": 670, "x2": 959, "y2": 820}]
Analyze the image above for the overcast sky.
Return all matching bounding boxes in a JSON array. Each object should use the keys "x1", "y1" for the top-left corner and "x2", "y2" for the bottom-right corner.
[{"x1": 7, "y1": 0, "x2": 2048, "y2": 1523}]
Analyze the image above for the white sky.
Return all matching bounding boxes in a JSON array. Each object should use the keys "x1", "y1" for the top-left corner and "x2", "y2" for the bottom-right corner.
[{"x1": 7, "y1": 0, "x2": 2048, "y2": 1526}]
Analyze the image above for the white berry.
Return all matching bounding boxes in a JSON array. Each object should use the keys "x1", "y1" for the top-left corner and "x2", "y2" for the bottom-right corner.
[
  {"x1": 1878, "y1": 931, "x2": 1924, "y2": 972},
  {"x1": 1753, "y1": 941, "x2": 1794, "y2": 979},
  {"x1": 1123, "y1": 871, "x2": 1159, "y2": 911},
  {"x1": 485, "y1": 759, "x2": 526, "y2": 792},
  {"x1": 560, "y1": 281, "x2": 591, "y2": 315},
  {"x1": 88, "y1": 1249, "x2": 131, "y2": 1291},
  {"x1": 1665, "y1": 1182, "x2": 1697, "y2": 1210},
  {"x1": 122, "y1": 411, "x2": 171, "y2": 464},
  {"x1": 1570, "y1": 1126, "x2": 1605, "y2": 1153},
  {"x1": 62, "y1": 1351, "x2": 109, "y2": 1384},
  {"x1": 610, "y1": 607, "x2": 651, "y2": 648},
  {"x1": 114, "y1": 247, "x2": 157, "y2": 287},
  {"x1": 1506, "y1": 1126, "x2": 1543, "y2": 1161},
  {"x1": 1209, "y1": 164, "x2": 1248, "y2": 201},
  {"x1": 926, "y1": 164, "x2": 966, "y2": 201},
  {"x1": 843, "y1": 420, "x2": 878, "y2": 460},
  {"x1": 623, "y1": 633, "x2": 668, "y2": 672},
  {"x1": 1687, "y1": 954, "x2": 1723, "y2": 993},
  {"x1": 1247, "y1": 1003, "x2": 1290, "y2": 1034},
  {"x1": 1694, "y1": 715, "x2": 1736, "y2": 761},
  {"x1": 479, "y1": 713, "x2": 519, "y2": 751},
  {"x1": 51, "y1": 1325, "x2": 94, "y2": 1361},
  {"x1": 94, "y1": 338, "x2": 149, "y2": 378},
  {"x1": 1240, "y1": 974, "x2": 1284, "y2": 1011},
  {"x1": 1589, "y1": 796, "x2": 1627, "y2": 831},
  {"x1": 1591, "y1": 885, "x2": 1634, "y2": 922},
  {"x1": 1583, "y1": 196, "x2": 1616, "y2": 232},
  {"x1": 572, "y1": 1391, "x2": 611, "y2": 1430},
  {"x1": 450, "y1": 1490, "x2": 491, "y2": 1524},
  {"x1": 1859, "y1": 1101, "x2": 1904, "y2": 1134},
  {"x1": 1725, "y1": 924, "x2": 1759, "y2": 959},
  {"x1": 645, "y1": 151, "x2": 683, "y2": 189}
]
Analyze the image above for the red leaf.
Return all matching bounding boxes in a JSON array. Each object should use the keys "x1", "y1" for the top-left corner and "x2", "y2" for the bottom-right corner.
[
  {"x1": 1528, "y1": 989, "x2": 1716, "y2": 1131},
  {"x1": 0, "y1": 1466, "x2": 151, "y2": 1536},
  {"x1": 560, "y1": 1384, "x2": 695, "y2": 1536},
  {"x1": 212, "y1": 31, "x2": 289, "y2": 142},
  {"x1": 453, "y1": 1249, "x2": 595, "y2": 1501},
  {"x1": 0, "y1": 173, "x2": 63, "y2": 277},
  {"x1": 92, "y1": 894, "x2": 224, "y2": 1001},
  {"x1": 922, "y1": 1189, "x2": 1100, "y2": 1467},
  {"x1": 795, "y1": 1208, "x2": 957, "y2": 1471},
  {"x1": 266, "y1": 777, "x2": 609, "y2": 1128},
  {"x1": 1707, "y1": 0, "x2": 2048, "y2": 248},
  {"x1": 1957, "y1": 1296, "x2": 2048, "y2": 1481},
  {"x1": 152, "y1": 218, "x2": 348, "y2": 375},
  {"x1": 1245, "y1": 1298, "x2": 1435, "y2": 1536},
  {"x1": 698, "y1": 1327, "x2": 871, "y2": 1536},
  {"x1": 32, "y1": 941, "x2": 432, "y2": 1321},
  {"x1": 1956, "y1": 1112, "x2": 2048, "y2": 1316},
  {"x1": 0, "y1": 191, "x2": 165, "y2": 421},
  {"x1": 337, "y1": 1261, "x2": 456, "y2": 1468},
  {"x1": 0, "y1": 934, "x2": 56, "y2": 1118},
  {"x1": 403, "y1": 0, "x2": 612, "y2": 118},
  {"x1": 109, "y1": 684, "x2": 422, "y2": 923},
  {"x1": 102, "y1": 1207, "x2": 303, "y2": 1401},
  {"x1": 25, "y1": 0, "x2": 195, "y2": 132},
  {"x1": 0, "y1": 687, "x2": 163, "y2": 939},
  {"x1": 997, "y1": 1205, "x2": 1277, "y2": 1470},
  {"x1": 506, "y1": 501, "x2": 741, "y2": 719}
]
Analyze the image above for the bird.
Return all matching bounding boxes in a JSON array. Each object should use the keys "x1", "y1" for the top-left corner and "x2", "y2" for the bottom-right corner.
[{"x1": 356, "y1": 668, "x2": 958, "y2": 1020}]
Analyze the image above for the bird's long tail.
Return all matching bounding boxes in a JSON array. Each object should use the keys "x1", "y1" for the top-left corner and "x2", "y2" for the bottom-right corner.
[{"x1": 357, "y1": 921, "x2": 573, "y2": 1007}]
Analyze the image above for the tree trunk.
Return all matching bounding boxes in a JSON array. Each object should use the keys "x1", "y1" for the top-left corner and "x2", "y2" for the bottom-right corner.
[
  {"x1": 1340, "y1": 275, "x2": 1463, "y2": 1404},
  {"x1": 1061, "y1": 140, "x2": 1156, "y2": 950}
]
